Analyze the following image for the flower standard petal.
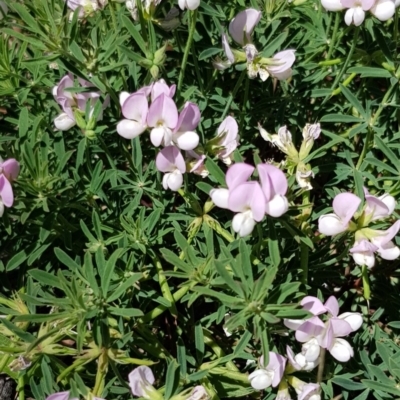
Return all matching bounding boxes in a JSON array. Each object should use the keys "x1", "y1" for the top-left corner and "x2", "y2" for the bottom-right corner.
[
  {"x1": 228, "y1": 182, "x2": 265, "y2": 221},
  {"x1": 147, "y1": 93, "x2": 178, "y2": 130},
  {"x1": 301, "y1": 296, "x2": 327, "y2": 316},
  {"x1": 0, "y1": 175, "x2": 14, "y2": 207},
  {"x1": 122, "y1": 93, "x2": 149, "y2": 123},
  {"x1": 217, "y1": 116, "x2": 239, "y2": 145},
  {"x1": 365, "y1": 195, "x2": 391, "y2": 221},
  {"x1": 229, "y1": 8, "x2": 262, "y2": 45},
  {"x1": 257, "y1": 164, "x2": 288, "y2": 201},
  {"x1": 129, "y1": 366, "x2": 156, "y2": 397},
  {"x1": 45, "y1": 392, "x2": 72, "y2": 400},
  {"x1": 295, "y1": 316, "x2": 325, "y2": 343},
  {"x1": 323, "y1": 296, "x2": 339, "y2": 317},
  {"x1": 332, "y1": 193, "x2": 361, "y2": 225},
  {"x1": 225, "y1": 163, "x2": 254, "y2": 190},
  {"x1": 1, "y1": 159, "x2": 20, "y2": 181},
  {"x1": 268, "y1": 50, "x2": 296, "y2": 80},
  {"x1": 267, "y1": 352, "x2": 286, "y2": 387},
  {"x1": 329, "y1": 318, "x2": 353, "y2": 337},
  {"x1": 174, "y1": 102, "x2": 201, "y2": 133}
]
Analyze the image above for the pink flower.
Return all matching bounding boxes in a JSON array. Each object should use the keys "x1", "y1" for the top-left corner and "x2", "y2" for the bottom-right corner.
[
  {"x1": 0, "y1": 158, "x2": 20, "y2": 213},
  {"x1": 156, "y1": 146, "x2": 186, "y2": 191},
  {"x1": 229, "y1": 9, "x2": 262, "y2": 46},
  {"x1": 248, "y1": 352, "x2": 286, "y2": 390},
  {"x1": 318, "y1": 192, "x2": 361, "y2": 236},
  {"x1": 128, "y1": 366, "x2": 156, "y2": 398},
  {"x1": 267, "y1": 50, "x2": 296, "y2": 80},
  {"x1": 214, "y1": 116, "x2": 239, "y2": 164},
  {"x1": 147, "y1": 94, "x2": 179, "y2": 147},
  {"x1": 172, "y1": 102, "x2": 200, "y2": 151}
]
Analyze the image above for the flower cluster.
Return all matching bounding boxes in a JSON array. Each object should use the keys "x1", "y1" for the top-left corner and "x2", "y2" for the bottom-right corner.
[
  {"x1": 65, "y1": 0, "x2": 108, "y2": 18},
  {"x1": 285, "y1": 296, "x2": 363, "y2": 362},
  {"x1": 318, "y1": 189, "x2": 400, "y2": 268},
  {"x1": 321, "y1": 0, "x2": 398, "y2": 25},
  {"x1": 215, "y1": 9, "x2": 295, "y2": 81},
  {"x1": 0, "y1": 157, "x2": 20, "y2": 216},
  {"x1": 259, "y1": 123, "x2": 321, "y2": 190},
  {"x1": 53, "y1": 73, "x2": 109, "y2": 132},
  {"x1": 210, "y1": 162, "x2": 289, "y2": 236}
]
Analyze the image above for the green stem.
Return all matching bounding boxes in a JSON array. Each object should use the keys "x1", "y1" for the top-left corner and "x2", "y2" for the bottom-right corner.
[
  {"x1": 18, "y1": 375, "x2": 25, "y2": 400},
  {"x1": 92, "y1": 351, "x2": 107, "y2": 397},
  {"x1": 239, "y1": 77, "x2": 250, "y2": 133},
  {"x1": 220, "y1": 70, "x2": 247, "y2": 121},
  {"x1": 322, "y1": 27, "x2": 359, "y2": 105},
  {"x1": 317, "y1": 347, "x2": 326, "y2": 383},
  {"x1": 177, "y1": 10, "x2": 198, "y2": 94},
  {"x1": 356, "y1": 81, "x2": 397, "y2": 169},
  {"x1": 300, "y1": 242, "x2": 309, "y2": 286},
  {"x1": 326, "y1": 13, "x2": 340, "y2": 60},
  {"x1": 362, "y1": 265, "x2": 371, "y2": 301}
]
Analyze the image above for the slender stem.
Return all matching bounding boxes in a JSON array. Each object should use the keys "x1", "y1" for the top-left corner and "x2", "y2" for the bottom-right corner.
[
  {"x1": 18, "y1": 375, "x2": 25, "y2": 400},
  {"x1": 203, "y1": 329, "x2": 238, "y2": 371},
  {"x1": 326, "y1": 13, "x2": 340, "y2": 60},
  {"x1": 177, "y1": 10, "x2": 198, "y2": 94},
  {"x1": 220, "y1": 70, "x2": 247, "y2": 121},
  {"x1": 356, "y1": 81, "x2": 397, "y2": 169},
  {"x1": 322, "y1": 27, "x2": 359, "y2": 105},
  {"x1": 362, "y1": 265, "x2": 371, "y2": 301},
  {"x1": 93, "y1": 351, "x2": 108, "y2": 397},
  {"x1": 300, "y1": 242, "x2": 309, "y2": 286},
  {"x1": 240, "y1": 77, "x2": 250, "y2": 133},
  {"x1": 317, "y1": 347, "x2": 326, "y2": 383}
]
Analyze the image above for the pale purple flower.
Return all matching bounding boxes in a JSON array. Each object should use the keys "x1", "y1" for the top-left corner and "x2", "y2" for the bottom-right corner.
[
  {"x1": 186, "y1": 386, "x2": 209, "y2": 400},
  {"x1": 370, "y1": 220, "x2": 400, "y2": 261},
  {"x1": 147, "y1": 94, "x2": 179, "y2": 147},
  {"x1": 117, "y1": 92, "x2": 149, "y2": 139},
  {"x1": 267, "y1": 50, "x2": 296, "y2": 80},
  {"x1": 285, "y1": 296, "x2": 362, "y2": 362},
  {"x1": 156, "y1": 146, "x2": 186, "y2": 191},
  {"x1": 350, "y1": 239, "x2": 378, "y2": 268},
  {"x1": 150, "y1": 79, "x2": 176, "y2": 102},
  {"x1": 0, "y1": 158, "x2": 20, "y2": 213},
  {"x1": 229, "y1": 9, "x2": 262, "y2": 46},
  {"x1": 257, "y1": 164, "x2": 289, "y2": 217},
  {"x1": 53, "y1": 74, "x2": 107, "y2": 131},
  {"x1": 364, "y1": 187, "x2": 395, "y2": 221},
  {"x1": 286, "y1": 345, "x2": 319, "y2": 371},
  {"x1": 318, "y1": 192, "x2": 361, "y2": 236},
  {"x1": 186, "y1": 150, "x2": 208, "y2": 177},
  {"x1": 178, "y1": 0, "x2": 201, "y2": 10},
  {"x1": 172, "y1": 102, "x2": 200, "y2": 151},
  {"x1": 222, "y1": 33, "x2": 235, "y2": 65},
  {"x1": 214, "y1": 116, "x2": 239, "y2": 163},
  {"x1": 295, "y1": 382, "x2": 321, "y2": 400},
  {"x1": 65, "y1": 0, "x2": 108, "y2": 18},
  {"x1": 128, "y1": 366, "x2": 156, "y2": 398},
  {"x1": 248, "y1": 352, "x2": 286, "y2": 390}
]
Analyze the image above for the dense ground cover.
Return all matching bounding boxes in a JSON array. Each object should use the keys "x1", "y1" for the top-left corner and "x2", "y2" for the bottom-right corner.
[{"x1": 1, "y1": 0, "x2": 400, "y2": 399}]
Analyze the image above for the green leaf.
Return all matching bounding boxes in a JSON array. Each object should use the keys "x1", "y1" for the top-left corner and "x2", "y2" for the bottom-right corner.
[
  {"x1": 374, "y1": 135, "x2": 400, "y2": 173},
  {"x1": 108, "y1": 307, "x2": 143, "y2": 318},
  {"x1": 164, "y1": 361, "x2": 180, "y2": 400},
  {"x1": 205, "y1": 158, "x2": 226, "y2": 186},
  {"x1": 107, "y1": 273, "x2": 143, "y2": 302},
  {"x1": 101, "y1": 248, "x2": 126, "y2": 295},
  {"x1": 54, "y1": 248, "x2": 80, "y2": 271},
  {"x1": 361, "y1": 380, "x2": 400, "y2": 396},
  {"x1": 6, "y1": 250, "x2": 27, "y2": 272},
  {"x1": 195, "y1": 322, "x2": 205, "y2": 365},
  {"x1": 268, "y1": 219, "x2": 281, "y2": 267},
  {"x1": 121, "y1": 15, "x2": 148, "y2": 55}
]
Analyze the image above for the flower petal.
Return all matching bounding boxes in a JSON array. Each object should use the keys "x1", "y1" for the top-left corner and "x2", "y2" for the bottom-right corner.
[
  {"x1": 54, "y1": 113, "x2": 76, "y2": 131},
  {"x1": 328, "y1": 338, "x2": 354, "y2": 362},
  {"x1": 332, "y1": 193, "x2": 361, "y2": 225},
  {"x1": 210, "y1": 188, "x2": 230, "y2": 209},
  {"x1": 228, "y1": 182, "x2": 265, "y2": 221},
  {"x1": 117, "y1": 119, "x2": 146, "y2": 139},
  {"x1": 338, "y1": 312, "x2": 363, "y2": 332},
  {"x1": 1, "y1": 159, "x2": 20, "y2": 181},
  {"x1": 128, "y1": 366, "x2": 155, "y2": 397},
  {"x1": 222, "y1": 33, "x2": 235, "y2": 63},
  {"x1": 156, "y1": 146, "x2": 186, "y2": 173},
  {"x1": 265, "y1": 195, "x2": 289, "y2": 218},
  {"x1": 147, "y1": 93, "x2": 178, "y2": 129},
  {"x1": 318, "y1": 213, "x2": 347, "y2": 236},
  {"x1": 229, "y1": 8, "x2": 262, "y2": 45},
  {"x1": 122, "y1": 93, "x2": 149, "y2": 122},
  {"x1": 257, "y1": 164, "x2": 288, "y2": 201},
  {"x1": 226, "y1": 163, "x2": 254, "y2": 190},
  {"x1": 174, "y1": 102, "x2": 201, "y2": 133},
  {"x1": 370, "y1": 0, "x2": 395, "y2": 20},
  {"x1": 301, "y1": 296, "x2": 327, "y2": 316},
  {"x1": 323, "y1": 296, "x2": 339, "y2": 317},
  {"x1": 323, "y1": 0, "x2": 346, "y2": 10},
  {"x1": 0, "y1": 176, "x2": 14, "y2": 207},
  {"x1": 173, "y1": 131, "x2": 199, "y2": 151}
]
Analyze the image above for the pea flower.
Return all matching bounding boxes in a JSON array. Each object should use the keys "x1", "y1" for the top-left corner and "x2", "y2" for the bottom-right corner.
[
  {"x1": 0, "y1": 158, "x2": 20, "y2": 215},
  {"x1": 318, "y1": 192, "x2": 361, "y2": 236},
  {"x1": 65, "y1": 0, "x2": 108, "y2": 18},
  {"x1": 129, "y1": 366, "x2": 162, "y2": 399},
  {"x1": 321, "y1": 0, "x2": 395, "y2": 25},
  {"x1": 288, "y1": 378, "x2": 321, "y2": 400},
  {"x1": 186, "y1": 150, "x2": 208, "y2": 177},
  {"x1": 178, "y1": 0, "x2": 200, "y2": 10},
  {"x1": 248, "y1": 352, "x2": 286, "y2": 390},
  {"x1": 210, "y1": 163, "x2": 289, "y2": 236},
  {"x1": 156, "y1": 146, "x2": 186, "y2": 191},
  {"x1": 126, "y1": 0, "x2": 162, "y2": 20},
  {"x1": 53, "y1": 74, "x2": 108, "y2": 131},
  {"x1": 218, "y1": 9, "x2": 296, "y2": 81},
  {"x1": 284, "y1": 296, "x2": 363, "y2": 362},
  {"x1": 286, "y1": 345, "x2": 319, "y2": 371},
  {"x1": 211, "y1": 116, "x2": 239, "y2": 164}
]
